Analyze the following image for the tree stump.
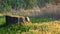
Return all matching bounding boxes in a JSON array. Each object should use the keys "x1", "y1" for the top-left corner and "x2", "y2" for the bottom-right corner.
[
  {"x1": 6, "y1": 15, "x2": 30, "y2": 26},
  {"x1": 6, "y1": 15, "x2": 25, "y2": 25}
]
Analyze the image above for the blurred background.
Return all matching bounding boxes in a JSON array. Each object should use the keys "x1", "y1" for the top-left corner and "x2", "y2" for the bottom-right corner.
[
  {"x1": 0, "y1": 0, "x2": 60, "y2": 19},
  {"x1": 0, "y1": 0, "x2": 60, "y2": 34}
]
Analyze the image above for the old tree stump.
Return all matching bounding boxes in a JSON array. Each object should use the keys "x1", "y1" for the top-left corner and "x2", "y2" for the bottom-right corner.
[{"x1": 6, "y1": 15, "x2": 30, "y2": 25}]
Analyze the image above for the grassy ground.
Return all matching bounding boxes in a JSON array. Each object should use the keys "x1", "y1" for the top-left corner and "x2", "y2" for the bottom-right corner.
[
  {"x1": 0, "y1": 16, "x2": 60, "y2": 34},
  {"x1": 30, "y1": 17, "x2": 54, "y2": 23},
  {"x1": 0, "y1": 16, "x2": 5, "y2": 25}
]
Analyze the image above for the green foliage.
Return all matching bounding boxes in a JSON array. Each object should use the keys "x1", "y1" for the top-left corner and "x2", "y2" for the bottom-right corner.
[
  {"x1": 37, "y1": 0, "x2": 51, "y2": 8},
  {"x1": 0, "y1": 0, "x2": 37, "y2": 11},
  {"x1": 24, "y1": 0, "x2": 37, "y2": 9},
  {"x1": 0, "y1": 0, "x2": 55, "y2": 12},
  {"x1": 0, "y1": 1, "x2": 12, "y2": 12}
]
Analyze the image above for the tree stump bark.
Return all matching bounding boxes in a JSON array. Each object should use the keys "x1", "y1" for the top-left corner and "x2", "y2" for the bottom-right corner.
[
  {"x1": 6, "y1": 15, "x2": 25, "y2": 25},
  {"x1": 6, "y1": 15, "x2": 30, "y2": 26}
]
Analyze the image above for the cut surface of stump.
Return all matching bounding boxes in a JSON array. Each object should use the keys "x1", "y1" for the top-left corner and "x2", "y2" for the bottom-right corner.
[{"x1": 25, "y1": 17, "x2": 30, "y2": 23}]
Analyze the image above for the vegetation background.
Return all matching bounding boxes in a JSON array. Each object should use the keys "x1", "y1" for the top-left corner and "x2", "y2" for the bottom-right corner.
[
  {"x1": 0, "y1": 0, "x2": 60, "y2": 18},
  {"x1": 0, "y1": 0, "x2": 60, "y2": 34}
]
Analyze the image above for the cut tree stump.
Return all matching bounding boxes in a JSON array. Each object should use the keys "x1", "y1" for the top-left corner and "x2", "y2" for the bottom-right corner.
[{"x1": 6, "y1": 15, "x2": 25, "y2": 25}]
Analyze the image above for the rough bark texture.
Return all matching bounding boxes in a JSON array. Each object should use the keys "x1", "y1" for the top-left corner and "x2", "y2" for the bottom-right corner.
[
  {"x1": 6, "y1": 16, "x2": 18, "y2": 25},
  {"x1": 6, "y1": 15, "x2": 30, "y2": 25},
  {"x1": 6, "y1": 15, "x2": 25, "y2": 25}
]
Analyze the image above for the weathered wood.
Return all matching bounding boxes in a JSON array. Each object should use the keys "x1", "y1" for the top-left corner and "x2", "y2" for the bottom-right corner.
[
  {"x1": 6, "y1": 16, "x2": 18, "y2": 25},
  {"x1": 6, "y1": 15, "x2": 25, "y2": 25},
  {"x1": 6, "y1": 15, "x2": 30, "y2": 25}
]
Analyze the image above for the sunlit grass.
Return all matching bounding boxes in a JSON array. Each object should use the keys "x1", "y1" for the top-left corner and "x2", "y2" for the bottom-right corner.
[
  {"x1": 30, "y1": 17, "x2": 53, "y2": 23},
  {"x1": 0, "y1": 16, "x2": 5, "y2": 25},
  {"x1": 20, "y1": 20, "x2": 60, "y2": 34},
  {"x1": 0, "y1": 20, "x2": 60, "y2": 34},
  {"x1": 0, "y1": 16, "x2": 60, "y2": 34}
]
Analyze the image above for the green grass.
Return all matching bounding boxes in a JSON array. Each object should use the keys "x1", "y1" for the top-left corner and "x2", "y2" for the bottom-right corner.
[
  {"x1": 0, "y1": 16, "x2": 53, "y2": 25},
  {"x1": 0, "y1": 21, "x2": 60, "y2": 34},
  {"x1": 0, "y1": 16, "x2": 60, "y2": 34},
  {"x1": 30, "y1": 17, "x2": 53, "y2": 23},
  {"x1": 0, "y1": 16, "x2": 6, "y2": 25}
]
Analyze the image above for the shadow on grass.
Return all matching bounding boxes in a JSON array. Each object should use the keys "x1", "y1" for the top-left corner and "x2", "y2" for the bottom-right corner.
[
  {"x1": 0, "y1": 23, "x2": 8, "y2": 28},
  {"x1": 0, "y1": 23, "x2": 16, "y2": 28}
]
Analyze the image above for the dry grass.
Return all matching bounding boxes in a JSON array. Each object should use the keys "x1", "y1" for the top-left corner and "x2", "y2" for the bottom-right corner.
[
  {"x1": 21, "y1": 20, "x2": 60, "y2": 34},
  {"x1": 0, "y1": 13, "x2": 3, "y2": 16}
]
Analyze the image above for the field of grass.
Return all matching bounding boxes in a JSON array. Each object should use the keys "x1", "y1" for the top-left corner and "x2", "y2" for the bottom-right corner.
[
  {"x1": 0, "y1": 16, "x2": 60, "y2": 34},
  {"x1": 0, "y1": 16, "x2": 5, "y2": 25},
  {"x1": 30, "y1": 17, "x2": 54, "y2": 23}
]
